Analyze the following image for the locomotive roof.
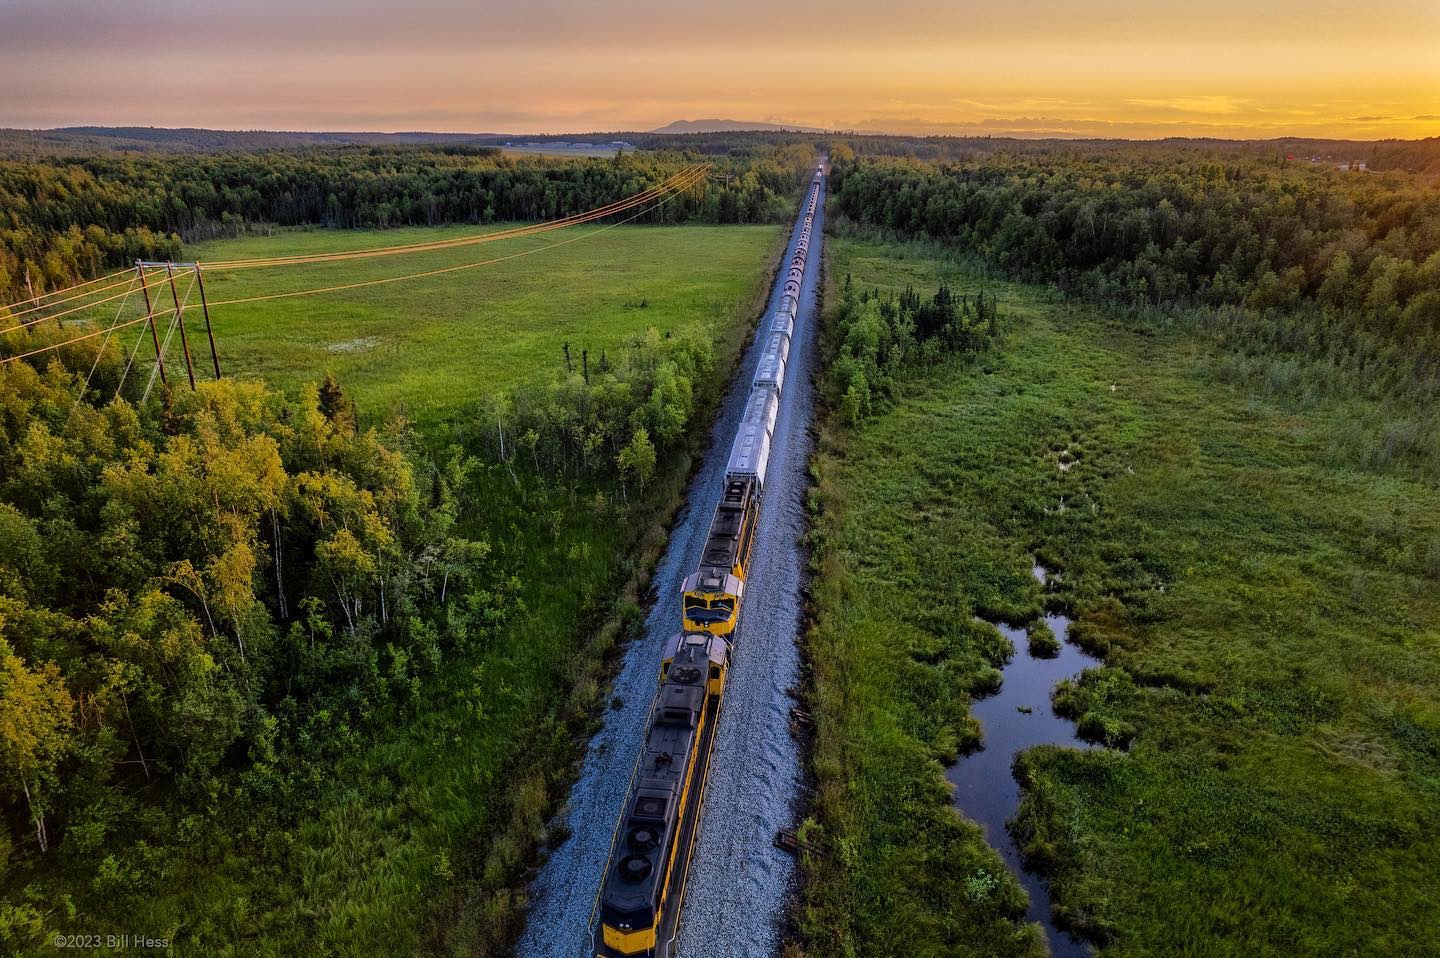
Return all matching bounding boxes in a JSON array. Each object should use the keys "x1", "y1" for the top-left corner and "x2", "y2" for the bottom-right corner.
[
  {"x1": 600, "y1": 634, "x2": 722, "y2": 920},
  {"x1": 697, "y1": 472, "x2": 758, "y2": 567}
]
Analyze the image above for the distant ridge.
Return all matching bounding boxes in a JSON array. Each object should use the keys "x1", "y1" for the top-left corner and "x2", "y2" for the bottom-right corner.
[
  {"x1": 651, "y1": 118, "x2": 829, "y2": 134},
  {"x1": 0, "y1": 126, "x2": 514, "y2": 155}
]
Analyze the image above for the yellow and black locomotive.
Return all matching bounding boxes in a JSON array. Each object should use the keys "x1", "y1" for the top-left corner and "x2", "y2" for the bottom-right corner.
[{"x1": 596, "y1": 632, "x2": 728, "y2": 956}]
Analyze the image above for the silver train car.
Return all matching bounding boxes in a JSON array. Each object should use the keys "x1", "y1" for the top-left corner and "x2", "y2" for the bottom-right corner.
[
  {"x1": 678, "y1": 166, "x2": 823, "y2": 646},
  {"x1": 726, "y1": 168, "x2": 822, "y2": 490}
]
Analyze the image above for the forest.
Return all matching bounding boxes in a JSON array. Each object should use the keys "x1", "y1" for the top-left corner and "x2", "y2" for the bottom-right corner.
[
  {"x1": 828, "y1": 148, "x2": 1440, "y2": 398},
  {"x1": 5, "y1": 126, "x2": 1439, "y2": 953},
  {"x1": 827, "y1": 276, "x2": 1001, "y2": 424},
  {"x1": 0, "y1": 144, "x2": 811, "y2": 305}
]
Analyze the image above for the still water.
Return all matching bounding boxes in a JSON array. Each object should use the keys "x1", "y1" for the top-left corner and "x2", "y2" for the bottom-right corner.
[{"x1": 947, "y1": 567, "x2": 1100, "y2": 957}]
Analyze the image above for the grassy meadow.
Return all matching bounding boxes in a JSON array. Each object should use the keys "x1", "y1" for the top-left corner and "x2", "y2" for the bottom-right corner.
[
  {"x1": 82, "y1": 222, "x2": 780, "y2": 426},
  {"x1": 796, "y1": 237, "x2": 1440, "y2": 956}
]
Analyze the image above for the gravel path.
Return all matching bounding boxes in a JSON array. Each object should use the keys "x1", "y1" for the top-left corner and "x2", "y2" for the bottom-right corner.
[{"x1": 517, "y1": 170, "x2": 826, "y2": 958}]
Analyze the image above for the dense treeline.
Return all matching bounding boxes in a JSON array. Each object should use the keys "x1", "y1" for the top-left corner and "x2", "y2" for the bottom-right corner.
[
  {"x1": 834, "y1": 135, "x2": 1440, "y2": 172},
  {"x1": 1368, "y1": 137, "x2": 1440, "y2": 175},
  {"x1": 828, "y1": 275, "x2": 1001, "y2": 423},
  {"x1": 829, "y1": 151, "x2": 1440, "y2": 396},
  {"x1": 0, "y1": 145, "x2": 812, "y2": 304},
  {"x1": 0, "y1": 361, "x2": 491, "y2": 933},
  {"x1": 11, "y1": 126, "x2": 1437, "y2": 173}
]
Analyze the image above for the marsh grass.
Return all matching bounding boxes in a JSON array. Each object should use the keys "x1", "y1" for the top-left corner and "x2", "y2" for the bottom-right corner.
[
  {"x1": 1027, "y1": 621, "x2": 1061, "y2": 659},
  {"x1": 794, "y1": 237, "x2": 1440, "y2": 956}
]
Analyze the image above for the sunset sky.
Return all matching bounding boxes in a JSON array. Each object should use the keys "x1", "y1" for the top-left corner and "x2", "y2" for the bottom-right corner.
[{"x1": 2, "y1": 0, "x2": 1437, "y2": 139}]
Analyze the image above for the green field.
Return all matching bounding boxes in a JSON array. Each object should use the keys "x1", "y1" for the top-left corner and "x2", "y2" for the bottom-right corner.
[
  {"x1": 153, "y1": 223, "x2": 779, "y2": 424},
  {"x1": 797, "y1": 238, "x2": 1440, "y2": 955}
]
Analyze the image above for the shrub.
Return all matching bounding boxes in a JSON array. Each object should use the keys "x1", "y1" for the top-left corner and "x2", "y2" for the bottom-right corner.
[{"x1": 1028, "y1": 620, "x2": 1061, "y2": 658}]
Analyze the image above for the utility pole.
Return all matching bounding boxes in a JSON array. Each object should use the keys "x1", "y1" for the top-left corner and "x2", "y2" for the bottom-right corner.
[
  {"x1": 136, "y1": 263, "x2": 166, "y2": 385},
  {"x1": 194, "y1": 263, "x2": 221, "y2": 379},
  {"x1": 165, "y1": 264, "x2": 196, "y2": 389}
]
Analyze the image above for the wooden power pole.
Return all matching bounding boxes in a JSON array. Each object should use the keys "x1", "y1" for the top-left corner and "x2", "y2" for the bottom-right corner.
[
  {"x1": 165, "y1": 264, "x2": 196, "y2": 389},
  {"x1": 136, "y1": 263, "x2": 166, "y2": 386},
  {"x1": 194, "y1": 263, "x2": 221, "y2": 379}
]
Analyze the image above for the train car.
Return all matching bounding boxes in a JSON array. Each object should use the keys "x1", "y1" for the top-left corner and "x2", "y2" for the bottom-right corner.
[
  {"x1": 727, "y1": 421, "x2": 771, "y2": 487},
  {"x1": 754, "y1": 352, "x2": 789, "y2": 397},
  {"x1": 753, "y1": 349, "x2": 786, "y2": 394},
  {"x1": 596, "y1": 632, "x2": 730, "y2": 957},
  {"x1": 739, "y1": 385, "x2": 780, "y2": 440},
  {"x1": 768, "y1": 307, "x2": 795, "y2": 342},
  {"x1": 760, "y1": 330, "x2": 791, "y2": 368}
]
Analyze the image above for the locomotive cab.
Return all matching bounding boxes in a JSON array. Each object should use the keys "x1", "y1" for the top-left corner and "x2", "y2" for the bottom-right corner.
[
  {"x1": 660, "y1": 631, "x2": 729, "y2": 695},
  {"x1": 681, "y1": 568, "x2": 744, "y2": 635},
  {"x1": 680, "y1": 473, "x2": 759, "y2": 636}
]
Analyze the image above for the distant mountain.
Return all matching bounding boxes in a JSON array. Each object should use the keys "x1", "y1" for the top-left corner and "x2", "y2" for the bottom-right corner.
[{"x1": 651, "y1": 118, "x2": 829, "y2": 134}]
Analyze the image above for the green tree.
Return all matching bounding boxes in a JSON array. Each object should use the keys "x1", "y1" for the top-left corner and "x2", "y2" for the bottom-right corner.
[
  {"x1": 617, "y1": 427, "x2": 656, "y2": 500},
  {"x1": 0, "y1": 638, "x2": 73, "y2": 853}
]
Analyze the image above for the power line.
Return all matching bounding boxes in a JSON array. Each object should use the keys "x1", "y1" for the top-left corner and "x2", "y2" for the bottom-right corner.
[
  {"x1": 203, "y1": 165, "x2": 709, "y2": 309},
  {"x1": 205, "y1": 165, "x2": 706, "y2": 270},
  {"x1": 2, "y1": 270, "x2": 145, "y2": 322},
  {"x1": 0, "y1": 269, "x2": 169, "y2": 333},
  {"x1": 73, "y1": 274, "x2": 138, "y2": 410},
  {"x1": 1, "y1": 313, "x2": 157, "y2": 365},
  {"x1": 1, "y1": 165, "x2": 709, "y2": 368},
  {"x1": 1, "y1": 165, "x2": 708, "y2": 330}
]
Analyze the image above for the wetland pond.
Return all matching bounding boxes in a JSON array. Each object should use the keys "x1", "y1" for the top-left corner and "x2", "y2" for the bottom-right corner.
[{"x1": 947, "y1": 565, "x2": 1099, "y2": 957}]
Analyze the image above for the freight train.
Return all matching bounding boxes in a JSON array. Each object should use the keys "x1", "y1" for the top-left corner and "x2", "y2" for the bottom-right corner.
[{"x1": 595, "y1": 166, "x2": 825, "y2": 958}]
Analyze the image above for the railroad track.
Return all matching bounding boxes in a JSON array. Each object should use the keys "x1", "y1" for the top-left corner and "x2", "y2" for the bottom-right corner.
[{"x1": 592, "y1": 165, "x2": 825, "y2": 958}]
